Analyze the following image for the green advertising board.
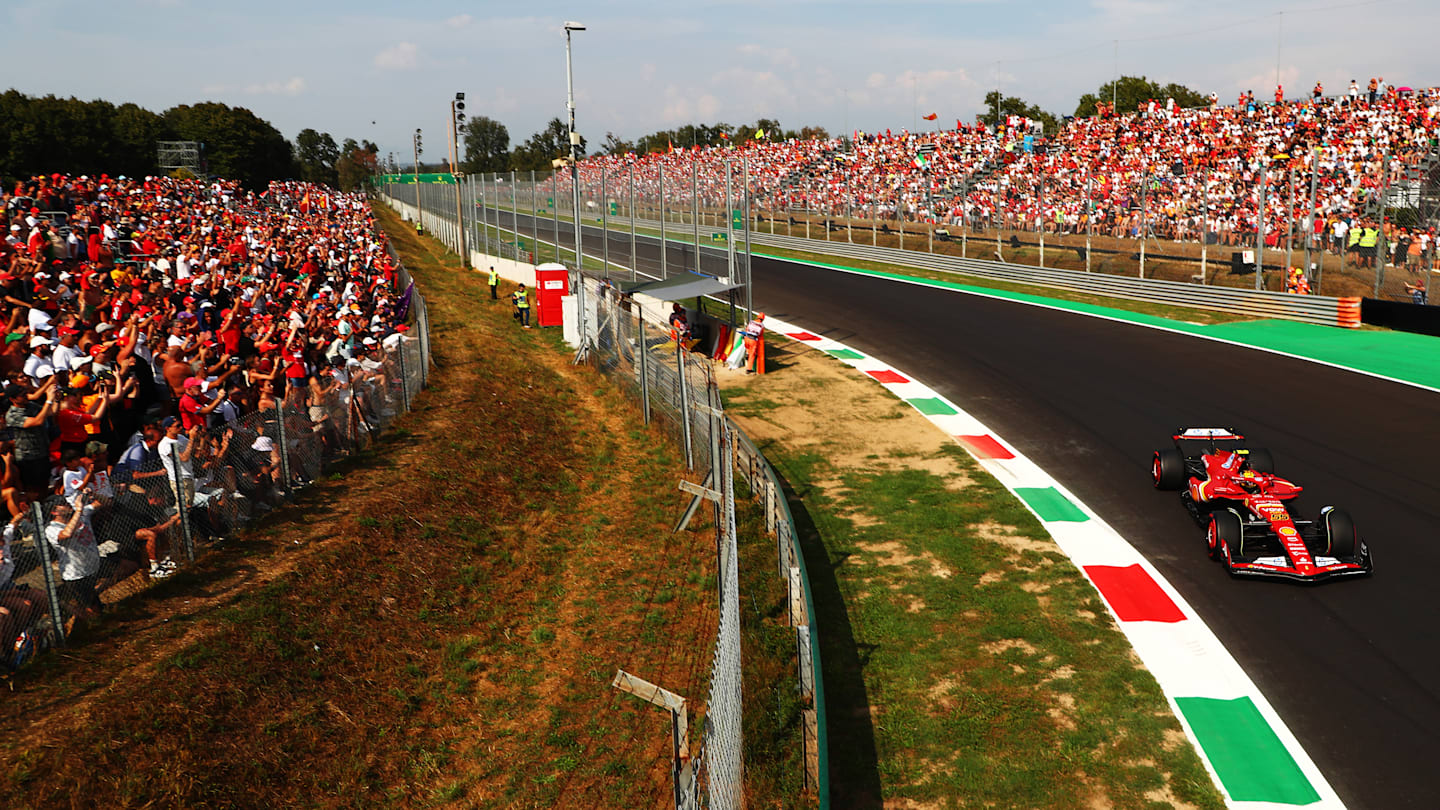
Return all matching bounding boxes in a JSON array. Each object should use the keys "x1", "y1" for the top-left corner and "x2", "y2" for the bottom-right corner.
[
  {"x1": 732, "y1": 208, "x2": 743, "y2": 230},
  {"x1": 609, "y1": 202, "x2": 619, "y2": 216},
  {"x1": 711, "y1": 232, "x2": 727, "y2": 243},
  {"x1": 379, "y1": 173, "x2": 457, "y2": 185}
]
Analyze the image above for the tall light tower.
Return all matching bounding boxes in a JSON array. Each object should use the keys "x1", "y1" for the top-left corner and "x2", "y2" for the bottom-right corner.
[
  {"x1": 450, "y1": 92, "x2": 468, "y2": 268},
  {"x1": 564, "y1": 21, "x2": 585, "y2": 275},
  {"x1": 413, "y1": 128, "x2": 424, "y2": 232}
]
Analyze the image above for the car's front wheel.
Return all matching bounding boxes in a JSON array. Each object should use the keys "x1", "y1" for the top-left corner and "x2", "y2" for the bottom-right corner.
[
  {"x1": 1209, "y1": 509, "x2": 1244, "y2": 562},
  {"x1": 1320, "y1": 506, "x2": 1357, "y2": 558},
  {"x1": 1153, "y1": 449, "x2": 1185, "y2": 490}
]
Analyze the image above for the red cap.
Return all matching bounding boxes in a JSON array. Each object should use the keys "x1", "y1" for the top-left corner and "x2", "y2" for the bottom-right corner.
[
  {"x1": 58, "y1": 327, "x2": 79, "y2": 336},
  {"x1": 183, "y1": 376, "x2": 203, "y2": 389},
  {"x1": 176, "y1": 277, "x2": 192, "y2": 285},
  {"x1": 183, "y1": 296, "x2": 195, "y2": 305}
]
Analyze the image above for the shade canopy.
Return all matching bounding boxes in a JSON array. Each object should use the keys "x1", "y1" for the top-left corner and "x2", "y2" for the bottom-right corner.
[{"x1": 618, "y1": 271, "x2": 739, "y2": 301}]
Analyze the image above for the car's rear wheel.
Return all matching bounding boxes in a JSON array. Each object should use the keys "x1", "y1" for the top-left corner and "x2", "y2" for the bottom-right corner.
[
  {"x1": 1153, "y1": 449, "x2": 1185, "y2": 490},
  {"x1": 1209, "y1": 509, "x2": 1244, "y2": 562},
  {"x1": 1321, "y1": 507, "x2": 1357, "y2": 558},
  {"x1": 1246, "y1": 448, "x2": 1275, "y2": 474}
]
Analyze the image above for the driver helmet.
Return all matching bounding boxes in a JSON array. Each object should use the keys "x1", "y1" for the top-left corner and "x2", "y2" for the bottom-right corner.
[{"x1": 1240, "y1": 469, "x2": 1259, "y2": 491}]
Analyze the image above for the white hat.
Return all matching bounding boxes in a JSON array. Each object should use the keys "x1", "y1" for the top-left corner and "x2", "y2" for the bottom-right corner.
[
  {"x1": 251, "y1": 436, "x2": 275, "y2": 452},
  {"x1": 94, "y1": 322, "x2": 115, "y2": 334},
  {"x1": 362, "y1": 337, "x2": 377, "y2": 346},
  {"x1": 29, "y1": 336, "x2": 51, "y2": 347},
  {"x1": 69, "y1": 356, "x2": 92, "y2": 370}
]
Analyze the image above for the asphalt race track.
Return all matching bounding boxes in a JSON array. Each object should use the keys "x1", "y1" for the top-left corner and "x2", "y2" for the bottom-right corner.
[{"x1": 492, "y1": 208, "x2": 1440, "y2": 808}]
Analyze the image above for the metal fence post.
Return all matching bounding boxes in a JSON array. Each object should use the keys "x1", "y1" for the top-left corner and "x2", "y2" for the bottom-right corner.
[
  {"x1": 396, "y1": 341, "x2": 411, "y2": 412},
  {"x1": 274, "y1": 407, "x2": 292, "y2": 499},
  {"x1": 629, "y1": 163, "x2": 637, "y2": 282},
  {"x1": 601, "y1": 165, "x2": 609, "y2": 275},
  {"x1": 169, "y1": 442, "x2": 196, "y2": 563},
  {"x1": 1255, "y1": 159, "x2": 1268, "y2": 291},
  {"x1": 692, "y1": 158, "x2": 701, "y2": 274},
  {"x1": 30, "y1": 500, "x2": 66, "y2": 647},
  {"x1": 660, "y1": 164, "x2": 668, "y2": 278},
  {"x1": 638, "y1": 315, "x2": 651, "y2": 424},
  {"x1": 676, "y1": 340, "x2": 694, "y2": 470}
]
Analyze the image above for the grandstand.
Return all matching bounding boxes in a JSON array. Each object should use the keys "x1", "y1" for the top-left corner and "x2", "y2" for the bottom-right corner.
[{"x1": 558, "y1": 86, "x2": 1440, "y2": 298}]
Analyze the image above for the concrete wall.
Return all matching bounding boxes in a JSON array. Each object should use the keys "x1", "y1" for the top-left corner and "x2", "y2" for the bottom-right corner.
[{"x1": 470, "y1": 251, "x2": 536, "y2": 289}]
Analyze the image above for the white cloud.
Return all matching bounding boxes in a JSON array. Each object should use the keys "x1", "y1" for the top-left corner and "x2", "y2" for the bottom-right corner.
[
  {"x1": 199, "y1": 77, "x2": 306, "y2": 97},
  {"x1": 375, "y1": 42, "x2": 418, "y2": 70},
  {"x1": 445, "y1": 14, "x2": 473, "y2": 28},
  {"x1": 244, "y1": 77, "x2": 306, "y2": 96}
]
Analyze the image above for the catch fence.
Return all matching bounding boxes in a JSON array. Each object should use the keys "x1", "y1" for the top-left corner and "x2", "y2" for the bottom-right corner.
[
  {"x1": 396, "y1": 118, "x2": 1440, "y2": 306},
  {"x1": 376, "y1": 186, "x2": 825, "y2": 807},
  {"x1": 578, "y1": 277, "x2": 828, "y2": 810},
  {"x1": 3, "y1": 217, "x2": 431, "y2": 672}
]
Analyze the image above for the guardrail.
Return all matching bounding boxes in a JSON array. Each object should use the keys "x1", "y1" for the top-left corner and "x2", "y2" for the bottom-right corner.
[
  {"x1": 743, "y1": 231, "x2": 1348, "y2": 326},
  {"x1": 730, "y1": 422, "x2": 829, "y2": 808},
  {"x1": 466, "y1": 196, "x2": 1350, "y2": 327}
]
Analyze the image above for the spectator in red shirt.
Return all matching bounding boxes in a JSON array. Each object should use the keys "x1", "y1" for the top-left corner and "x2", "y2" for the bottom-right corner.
[{"x1": 178, "y1": 376, "x2": 227, "y2": 430}]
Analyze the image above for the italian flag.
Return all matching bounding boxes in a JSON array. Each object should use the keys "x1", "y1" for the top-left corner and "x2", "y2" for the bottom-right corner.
[{"x1": 912, "y1": 153, "x2": 929, "y2": 170}]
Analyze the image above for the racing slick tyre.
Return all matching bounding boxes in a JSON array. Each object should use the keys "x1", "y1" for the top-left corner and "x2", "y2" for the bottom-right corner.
[
  {"x1": 1209, "y1": 509, "x2": 1244, "y2": 563},
  {"x1": 1246, "y1": 448, "x2": 1275, "y2": 474},
  {"x1": 1152, "y1": 449, "x2": 1186, "y2": 490},
  {"x1": 1320, "y1": 506, "x2": 1357, "y2": 558}
]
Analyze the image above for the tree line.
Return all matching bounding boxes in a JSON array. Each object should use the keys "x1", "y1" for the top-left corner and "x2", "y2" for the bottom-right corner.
[
  {"x1": 461, "y1": 75, "x2": 1206, "y2": 174},
  {"x1": 1, "y1": 90, "x2": 379, "y2": 190},
  {"x1": 458, "y1": 116, "x2": 829, "y2": 175}
]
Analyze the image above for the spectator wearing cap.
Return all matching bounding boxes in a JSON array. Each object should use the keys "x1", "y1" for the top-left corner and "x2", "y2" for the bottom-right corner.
[
  {"x1": 45, "y1": 496, "x2": 109, "y2": 619},
  {"x1": 23, "y1": 335, "x2": 55, "y2": 384},
  {"x1": 52, "y1": 325, "x2": 81, "y2": 373},
  {"x1": 178, "y1": 376, "x2": 227, "y2": 430},
  {"x1": 113, "y1": 416, "x2": 166, "y2": 489}
]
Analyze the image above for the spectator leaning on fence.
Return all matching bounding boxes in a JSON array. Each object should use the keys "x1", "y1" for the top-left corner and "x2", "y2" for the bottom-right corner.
[{"x1": 0, "y1": 171, "x2": 421, "y2": 639}]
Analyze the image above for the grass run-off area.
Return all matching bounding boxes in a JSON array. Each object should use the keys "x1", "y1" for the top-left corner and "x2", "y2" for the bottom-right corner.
[
  {"x1": 0, "y1": 204, "x2": 804, "y2": 809},
  {"x1": 719, "y1": 336, "x2": 1227, "y2": 809}
]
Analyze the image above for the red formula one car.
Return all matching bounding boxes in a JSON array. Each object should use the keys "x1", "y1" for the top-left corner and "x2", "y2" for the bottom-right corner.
[{"x1": 1151, "y1": 427, "x2": 1372, "y2": 581}]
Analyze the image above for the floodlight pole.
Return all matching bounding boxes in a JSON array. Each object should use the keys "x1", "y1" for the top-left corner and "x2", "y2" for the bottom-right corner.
[
  {"x1": 565, "y1": 21, "x2": 588, "y2": 350},
  {"x1": 451, "y1": 93, "x2": 468, "y2": 269}
]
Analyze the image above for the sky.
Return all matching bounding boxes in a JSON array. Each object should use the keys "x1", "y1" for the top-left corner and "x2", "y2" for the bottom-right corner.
[{"x1": 5, "y1": 0, "x2": 1436, "y2": 167}]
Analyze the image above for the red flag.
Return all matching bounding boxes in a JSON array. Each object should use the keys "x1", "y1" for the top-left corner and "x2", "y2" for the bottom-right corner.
[
  {"x1": 922, "y1": 113, "x2": 938, "y2": 121},
  {"x1": 668, "y1": 139, "x2": 674, "y2": 153}
]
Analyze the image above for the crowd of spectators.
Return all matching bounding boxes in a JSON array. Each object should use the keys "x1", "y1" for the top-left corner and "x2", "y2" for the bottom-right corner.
[
  {"x1": 0, "y1": 173, "x2": 414, "y2": 660},
  {"x1": 557, "y1": 81, "x2": 1440, "y2": 276}
]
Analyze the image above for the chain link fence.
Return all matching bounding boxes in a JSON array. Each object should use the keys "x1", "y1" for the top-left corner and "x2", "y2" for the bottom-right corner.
[
  {"x1": 376, "y1": 178, "x2": 827, "y2": 807},
  {"x1": 576, "y1": 277, "x2": 827, "y2": 810},
  {"x1": 2, "y1": 216, "x2": 431, "y2": 672}
]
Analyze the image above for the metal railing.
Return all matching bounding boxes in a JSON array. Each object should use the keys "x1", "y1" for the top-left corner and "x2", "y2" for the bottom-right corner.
[{"x1": 744, "y1": 231, "x2": 1350, "y2": 326}]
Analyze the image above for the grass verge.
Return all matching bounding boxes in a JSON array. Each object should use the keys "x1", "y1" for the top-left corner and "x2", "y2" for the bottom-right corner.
[
  {"x1": 0, "y1": 203, "x2": 803, "y2": 809},
  {"x1": 718, "y1": 339, "x2": 1227, "y2": 809}
]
